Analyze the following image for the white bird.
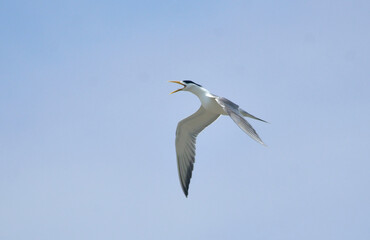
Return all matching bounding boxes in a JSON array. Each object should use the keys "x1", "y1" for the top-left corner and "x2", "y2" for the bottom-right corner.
[{"x1": 170, "y1": 80, "x2": 267, "y2": 197}]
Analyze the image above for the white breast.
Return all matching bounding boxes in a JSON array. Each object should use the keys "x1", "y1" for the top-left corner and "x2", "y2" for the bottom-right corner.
[
  {"x1": 186, "y1": 86, "x2": 227, "y2": 115},
  {"x1": 199, "y1": 92, "x2": 227, "y2": 115}
]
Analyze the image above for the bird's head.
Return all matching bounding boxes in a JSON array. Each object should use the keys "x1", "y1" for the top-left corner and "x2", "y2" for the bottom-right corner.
[{"x1": 169, "y1": 80, "x2": 202, "y2": 94}]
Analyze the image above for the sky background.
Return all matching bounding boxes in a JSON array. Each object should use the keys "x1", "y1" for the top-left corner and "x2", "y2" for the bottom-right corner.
[{"x1": 1, "y1": 0, "x2": 370, "y2": 239}]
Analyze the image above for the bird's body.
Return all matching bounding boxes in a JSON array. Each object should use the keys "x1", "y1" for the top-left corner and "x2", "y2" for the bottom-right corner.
[
  {"x1": 188, "y1": 86, "x2": 226, "y2": 115},
  {"x1": 170, "y1": 80, "x2": 267, "y2": 197}
]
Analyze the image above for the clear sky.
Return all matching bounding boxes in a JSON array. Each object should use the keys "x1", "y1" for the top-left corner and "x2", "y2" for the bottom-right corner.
[{"x1": 1, "y1": 1, "x2": 370, "y2": 239}]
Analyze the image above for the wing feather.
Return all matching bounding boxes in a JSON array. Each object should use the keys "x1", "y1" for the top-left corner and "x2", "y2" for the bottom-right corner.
[
  {"x1": 215, "y1": 97, "x2": 266, "y2": 145},
  {"x1": 175, "y1": 106, "x2": 220, "y2": 197}
]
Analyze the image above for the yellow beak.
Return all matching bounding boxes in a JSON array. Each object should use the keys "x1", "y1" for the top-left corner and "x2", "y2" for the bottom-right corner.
[{"x1": 169, "y1": 81, "x2": 186, "y2": 94}]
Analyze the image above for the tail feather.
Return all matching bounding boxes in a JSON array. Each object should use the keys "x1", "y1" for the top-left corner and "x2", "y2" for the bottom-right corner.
[{"x1": 239, "y1": 108, "x2": 268, "y2": 123}]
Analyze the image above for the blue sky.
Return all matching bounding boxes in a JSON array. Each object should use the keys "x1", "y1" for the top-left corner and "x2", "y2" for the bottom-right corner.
[{"x1": 1, "y1": 1, "x2": 370, "y2": 239}]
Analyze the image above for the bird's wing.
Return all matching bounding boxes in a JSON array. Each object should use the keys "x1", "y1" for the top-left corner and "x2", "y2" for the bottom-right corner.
[
  {"x1": 176, "y1": 106, "x2": 220, "y2": 197},
  {"x1": 215, "y1": 97, "x2": 265, "y2": 145}
]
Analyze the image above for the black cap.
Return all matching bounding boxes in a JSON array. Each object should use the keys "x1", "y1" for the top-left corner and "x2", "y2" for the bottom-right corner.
[{"x1": 182, "y1": 80, "x2": 202, "y2": 87}]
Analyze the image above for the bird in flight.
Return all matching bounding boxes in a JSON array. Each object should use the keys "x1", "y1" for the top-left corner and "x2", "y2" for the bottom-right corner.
[{"x1": 170, "y1": 80, "x2": 267, "y2": 197}]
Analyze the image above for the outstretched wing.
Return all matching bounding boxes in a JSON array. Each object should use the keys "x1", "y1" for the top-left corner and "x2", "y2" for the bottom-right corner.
[
  {"x1": 175, "y1": 106, "x2": 220, "y2": 197},
  {"x1": 215, "y1": 97, "x2": 266, "y2": 145}
]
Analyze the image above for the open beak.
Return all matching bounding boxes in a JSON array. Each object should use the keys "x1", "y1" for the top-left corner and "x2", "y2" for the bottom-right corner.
[{"x1": 169, "y1": 81, "x2": 185, "y2": 94}]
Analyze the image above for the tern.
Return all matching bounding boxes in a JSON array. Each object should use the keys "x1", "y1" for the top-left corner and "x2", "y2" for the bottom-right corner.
[{"x1": 170, "y1": 80, "x2": 267, "y2": 197}]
